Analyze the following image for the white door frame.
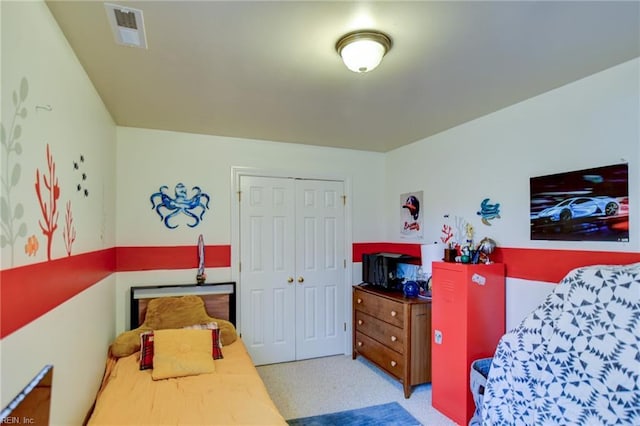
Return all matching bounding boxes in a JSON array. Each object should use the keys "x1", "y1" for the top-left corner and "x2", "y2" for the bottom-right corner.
[{"x1": 230, "y1": 167, "x2": 353, "y2": 356}]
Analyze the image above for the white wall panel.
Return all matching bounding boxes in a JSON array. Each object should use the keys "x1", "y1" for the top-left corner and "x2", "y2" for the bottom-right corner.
[
  {"x1": 384, "y1": 59, "x2": 639, "y2": 331},
  {"x1": 1, "y1": 277, "x2": 115, "y2": 425},
  {"x1": 505, "y1": 277, "x2": 556, "y2": 331},
  {"x1": 384, "y1": 59, "x2": 639, "y2": 254},
  {"x1": 116, "y1": 128, "x2": 386, "y2": 247},
  {"x1": 1, "y1": 3, "x2": 116, "y2": 425}
]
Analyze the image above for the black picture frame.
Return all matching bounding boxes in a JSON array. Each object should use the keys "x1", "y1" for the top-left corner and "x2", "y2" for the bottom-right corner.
[{"x1": 530, "y1": 163, "x2": 629, "y2": 242}]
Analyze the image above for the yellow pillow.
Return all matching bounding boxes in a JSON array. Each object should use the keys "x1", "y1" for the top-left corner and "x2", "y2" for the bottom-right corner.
[{"x1": 151, "y1": 329, "x2": 215, "y2": 380}]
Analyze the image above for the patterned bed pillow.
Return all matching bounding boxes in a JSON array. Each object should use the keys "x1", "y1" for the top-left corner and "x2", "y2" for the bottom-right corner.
[{"x1": 139, "y1": 325, "x2": 223, "y2": 370}]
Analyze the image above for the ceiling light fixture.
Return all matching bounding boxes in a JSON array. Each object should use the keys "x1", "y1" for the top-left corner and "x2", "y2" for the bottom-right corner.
[{"x1": 335, "y1": 30, "x2": 392, "y2": 74}]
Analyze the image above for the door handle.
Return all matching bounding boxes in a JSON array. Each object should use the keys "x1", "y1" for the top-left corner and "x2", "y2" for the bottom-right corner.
[
  {"x1": 297, "y1": 276, "x2": 304, "y2": 283},
  {"x1": 287, "y1": 277, "x2": 294, "y2": 284}
]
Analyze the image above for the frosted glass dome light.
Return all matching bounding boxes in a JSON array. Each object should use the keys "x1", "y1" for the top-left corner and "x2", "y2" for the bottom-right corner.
[{"x1": 336, "y1": 30, "x2": 392, "y2": 74}]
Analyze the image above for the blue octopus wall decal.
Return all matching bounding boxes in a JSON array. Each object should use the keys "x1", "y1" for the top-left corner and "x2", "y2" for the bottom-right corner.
[{"x1": 150, "y1": 183, "x2": 210, "y2": 229}]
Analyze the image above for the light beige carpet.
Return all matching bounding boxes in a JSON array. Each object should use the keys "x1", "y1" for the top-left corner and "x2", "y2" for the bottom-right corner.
[{"x1": 257, "y1": 354, "x2": 457, "y2": 426}]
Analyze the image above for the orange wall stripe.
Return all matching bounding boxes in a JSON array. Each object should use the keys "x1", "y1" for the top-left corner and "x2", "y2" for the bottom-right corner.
[
  {"x1": 0, "y1": 248, "x2": 115, "y2": 338},
  {"x1": 115, "y1": 245, "x2": 230, "y2": 271}
]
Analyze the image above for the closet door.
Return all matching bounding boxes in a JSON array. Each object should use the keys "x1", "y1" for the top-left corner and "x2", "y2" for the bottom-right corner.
[
  {"x1": 239, "y1": 176, "x2": 345, "y2": 365},
  {"x1": 240, "y1": 176, "x2": 297, "y2": 365},
  {"x1": 295, "y1": 179, "x2": 345, "y2": 360}
]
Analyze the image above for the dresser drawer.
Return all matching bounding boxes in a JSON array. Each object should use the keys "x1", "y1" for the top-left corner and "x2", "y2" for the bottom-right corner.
[
  {"x1": 355, "y1": 331, "x2": 405, "y2": 380},
  {"x1": 355, "y1": 311, "x2": 404, "y2": 354},
  {"x1": 354, "y1": 288, "x2": 405, "y2": 328}
]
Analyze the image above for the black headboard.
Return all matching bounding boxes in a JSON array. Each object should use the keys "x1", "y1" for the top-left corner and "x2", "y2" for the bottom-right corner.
[{"x1": 129, "y1": 282, "x2": 236, "y2": 329}]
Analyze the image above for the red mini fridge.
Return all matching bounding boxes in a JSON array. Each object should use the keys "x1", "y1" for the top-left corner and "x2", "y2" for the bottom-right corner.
[{"x1": 431, "y1": 261, "x2": 505, "y2": 425}]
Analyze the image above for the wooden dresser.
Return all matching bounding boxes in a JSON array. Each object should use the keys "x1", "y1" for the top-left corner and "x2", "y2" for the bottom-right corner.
[{"x1": 352, "y1": 284, "x2": 431, "y2": 398}]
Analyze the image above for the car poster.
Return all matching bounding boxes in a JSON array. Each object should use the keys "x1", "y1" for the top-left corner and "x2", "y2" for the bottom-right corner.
[
  {"x1": 401, "y1": 191, "x2": 424, "y2": 239},
  {"x1": 530, "y1": 163, "x2": 629, "y2": 242}
]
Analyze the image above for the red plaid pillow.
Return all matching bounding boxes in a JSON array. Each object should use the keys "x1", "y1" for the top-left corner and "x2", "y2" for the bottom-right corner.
[
  {"x1": 210, "y1": 328, "x2": 223, "y2": 360},
  {"x1": 139, "y1": 331, "x2": 155, "y2": 370},
  {"x1": 139, "y1": 327, "x2": 223, "y2": 370},
  {"x1": 183, "y1": 322, "x2": 223, "y2": 360}
]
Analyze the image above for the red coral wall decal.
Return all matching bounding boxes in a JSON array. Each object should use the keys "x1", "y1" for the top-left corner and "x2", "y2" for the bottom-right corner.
[{"x1": 35, "y1": 144, "x2": 59, "y2": 261}]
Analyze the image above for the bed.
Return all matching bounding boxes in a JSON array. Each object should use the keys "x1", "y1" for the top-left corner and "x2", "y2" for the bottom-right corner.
[
  {"x1": 84, "y1": 282, "x2": 287, "y2": 425},
  {"x1": 478, "y1": 262, "x2": 640, "y2": 425}
]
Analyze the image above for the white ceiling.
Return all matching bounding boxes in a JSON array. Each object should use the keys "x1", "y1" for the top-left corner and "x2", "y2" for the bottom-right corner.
[{"x1": 45, "y1": 1, "x2": 640, "y2": 153}]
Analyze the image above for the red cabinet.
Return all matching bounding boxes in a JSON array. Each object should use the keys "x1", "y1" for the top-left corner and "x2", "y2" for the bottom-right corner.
[{"x1": 431, "y1": 262, "x2": 505, "y2": 426}]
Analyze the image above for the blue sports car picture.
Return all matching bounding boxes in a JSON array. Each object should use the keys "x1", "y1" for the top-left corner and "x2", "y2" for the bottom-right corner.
[
  {"x1": 534, "y1": 196, "x2": 619, "y2": 223},
  {"x1": 530, "y1": 164, "x2": 629, "y2": 242}
]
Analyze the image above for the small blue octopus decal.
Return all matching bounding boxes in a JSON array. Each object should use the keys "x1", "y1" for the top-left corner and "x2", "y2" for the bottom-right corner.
[
  {"x1": 150, "y1": 183, "x2": 210, "y2": 229},
  {"x1": 477, "y1": 198, "x2": 501, "y2": 226}
]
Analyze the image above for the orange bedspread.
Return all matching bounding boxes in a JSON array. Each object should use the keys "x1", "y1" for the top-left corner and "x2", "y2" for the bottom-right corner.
[{"x1": 87, "y1": 338, "x2": 287, "y2": 425}]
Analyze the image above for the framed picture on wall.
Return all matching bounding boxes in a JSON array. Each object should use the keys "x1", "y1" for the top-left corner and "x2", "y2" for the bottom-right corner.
[
  {"x1": 530, "y1": 163, "x2": 629, "y2": 242},
  {"x1": 400, "y1": 191, "x2": 424, "y2": 239}
]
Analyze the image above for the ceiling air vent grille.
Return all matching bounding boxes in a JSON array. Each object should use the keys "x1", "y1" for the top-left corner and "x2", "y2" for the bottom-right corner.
[
  {"x1": 104, "y1": 3, "x2": 147, "y2": 49},
  {"x1": 114, "y1": 9, "x2": 138, "y2": 30}
]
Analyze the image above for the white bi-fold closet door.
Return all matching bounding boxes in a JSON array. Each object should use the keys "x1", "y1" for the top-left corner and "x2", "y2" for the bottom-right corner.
[{"x1": 239, "y1": 175, "x2": 346, "y2": 365}]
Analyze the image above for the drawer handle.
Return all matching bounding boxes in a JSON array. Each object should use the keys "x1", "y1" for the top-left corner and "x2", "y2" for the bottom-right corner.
[
  {"x1": 390, "y1": 335, "x2": 397, "y2": 342},
  {"x1": 390, "y1": 310, "x2": 397, "y2": 317},
  {"x1": 357, "y1": 298, "x2": 362, "y2": 304},
  {"x1": 357, "y1": 341, "x2": 363, "y2": 347},
  {"x1": 358, "y1": 320, "x2": 363, "y2": 325},
  {"x1": 390, "y1": 360, "x2": 397, "y2": 367}
]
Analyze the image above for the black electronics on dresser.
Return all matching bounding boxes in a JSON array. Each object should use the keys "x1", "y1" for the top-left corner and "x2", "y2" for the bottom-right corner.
[{"x1": 362, "y1": 252, "x2": 415, "y2": 290}]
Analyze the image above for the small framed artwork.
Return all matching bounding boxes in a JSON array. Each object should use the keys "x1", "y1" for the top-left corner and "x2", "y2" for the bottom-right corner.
[
  {"x1": 530, "y1": 163, "x2": 629, "y2": 242},
  {"x1": 400, "y1": 191, "x2": 424, "y2": 239}
]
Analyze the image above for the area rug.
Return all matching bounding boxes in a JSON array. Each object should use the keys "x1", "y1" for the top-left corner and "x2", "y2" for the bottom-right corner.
[{"x1": 286, "y1": 402, "x2": 422, "y2": 426}]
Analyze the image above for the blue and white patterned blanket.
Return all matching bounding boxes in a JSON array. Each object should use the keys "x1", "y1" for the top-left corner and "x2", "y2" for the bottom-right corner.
[{"x1": 482, "y1": 262, "x2": 640, "y2": 425}]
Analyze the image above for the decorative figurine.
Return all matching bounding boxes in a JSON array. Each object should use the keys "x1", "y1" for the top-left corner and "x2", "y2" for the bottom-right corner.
[
  {"x1": 196, "y1": 234, "x2": 206, "y2": 284},
  {"x1": 478, "y1": 237, "x2": 497, "y2": 264}
]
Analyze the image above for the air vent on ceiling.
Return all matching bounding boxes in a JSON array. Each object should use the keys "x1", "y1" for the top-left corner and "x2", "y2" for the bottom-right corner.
[{"x1": 104, "y1": 3, "x2": 147, "y2": 49}]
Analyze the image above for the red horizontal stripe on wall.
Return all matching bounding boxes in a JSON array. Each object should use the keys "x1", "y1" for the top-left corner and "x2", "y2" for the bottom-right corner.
[
  {"x1": 116, "y1": 245, "x2": 231, "y2": 271},
  {"x1": 493, "y1": 247, "x2": 640, "y2": 283},
  {"x1": 353, "y1": 242, "x2": 640, "y2": 283},
  {"x1": 352, "y1": 242, "x2": 422, "y2": 262},
  {"x1": 2, "y1": 243, "x2": 637, "y2": 339},
  {"x1": 0, "y1": 248, "x2": 115, "y2": 338}
]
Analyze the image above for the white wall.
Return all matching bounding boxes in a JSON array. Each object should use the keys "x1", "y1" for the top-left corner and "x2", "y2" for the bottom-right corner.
[
  {"x1": 115, "y1": 127, "x2": 387, "y2": 334},
  {"x1": 1, "y1": 277, "x2": 115, "y2": 424},
  {"x1": 1, "y1": 2, "x2": 117, "y2": 424},
  {"x1": 116, "y1": 127, "x2": 386, "y2": 246},
  {"x1": 1, "y1": 2, "x2": 116, "y2": 267},
  {"x1": 385, "y1": 58, "x2": 640, "y2": 326}
]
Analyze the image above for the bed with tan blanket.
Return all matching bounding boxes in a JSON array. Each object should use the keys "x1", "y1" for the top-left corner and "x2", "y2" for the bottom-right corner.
[{"x1": 85, "y1": 283, "x2": 286, "y2": 425}]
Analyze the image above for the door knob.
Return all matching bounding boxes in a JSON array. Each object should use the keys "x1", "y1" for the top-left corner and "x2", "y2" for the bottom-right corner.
[
  {"x1": 390, "y1": 335, "x2": 397, "y2": 342},
  {"x1": 287, "y1": 277, "x2": 294, "y2": 283},
  {"x1": 297, "y1": 276, "x2": 304, "y2": 283}
]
